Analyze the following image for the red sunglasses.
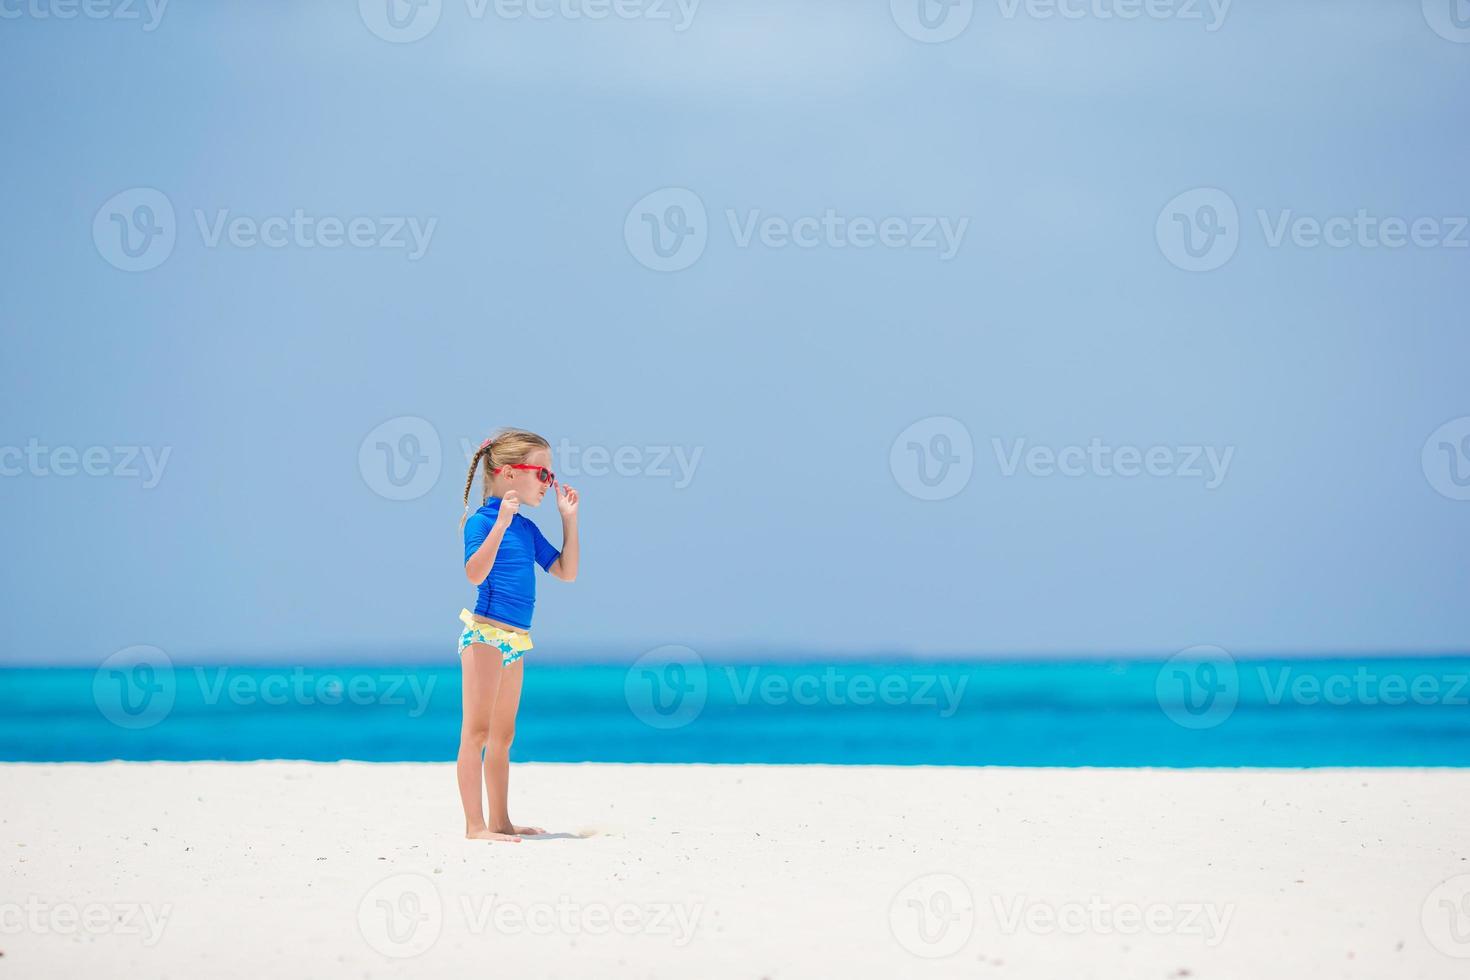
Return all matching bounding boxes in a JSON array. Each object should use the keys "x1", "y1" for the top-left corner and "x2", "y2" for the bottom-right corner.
[{"x1": 493, "y1": 463, "x2": 556, "y2": 485}]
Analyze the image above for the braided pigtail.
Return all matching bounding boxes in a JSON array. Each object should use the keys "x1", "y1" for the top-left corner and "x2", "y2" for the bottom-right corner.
[{"x1": 459, "y1": 441, "x2": 494, "y2": 529}]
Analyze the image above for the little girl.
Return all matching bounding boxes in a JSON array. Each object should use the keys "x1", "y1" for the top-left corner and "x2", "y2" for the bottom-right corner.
[{"x1": 456, "y1": 427, "x2": 579, "y2": 842}]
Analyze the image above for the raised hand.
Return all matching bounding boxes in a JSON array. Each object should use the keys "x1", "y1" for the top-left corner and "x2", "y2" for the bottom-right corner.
[
  {"x1": 556, "y1": 483, "x2": 579, "y2": 518},
  {"x1": 494, "y1": 490, "x2": 521, "y2": 528}
]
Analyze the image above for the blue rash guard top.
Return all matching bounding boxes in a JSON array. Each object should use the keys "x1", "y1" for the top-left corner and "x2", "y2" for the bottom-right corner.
[{"x1": 463, "y1": 496, "x2": 561, "y2": 630}]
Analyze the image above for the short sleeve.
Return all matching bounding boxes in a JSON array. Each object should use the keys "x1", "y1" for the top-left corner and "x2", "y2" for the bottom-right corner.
[
  {"x1": 529, "y1": 519, "x2": 561, "y2": 571},
  {"x1": 464, "y1": 512, "x2": 494, "y2": 565}
]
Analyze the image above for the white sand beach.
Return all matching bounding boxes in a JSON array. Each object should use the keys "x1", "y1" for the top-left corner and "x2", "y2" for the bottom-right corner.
[{"x1": 4, "y1": 763, "x2": 1469, "y2": 978}]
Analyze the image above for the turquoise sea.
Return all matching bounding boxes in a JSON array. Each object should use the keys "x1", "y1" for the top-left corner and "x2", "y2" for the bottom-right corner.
[{"x1": 3, "y1": 658, "x2": 1469, "y2": 766}]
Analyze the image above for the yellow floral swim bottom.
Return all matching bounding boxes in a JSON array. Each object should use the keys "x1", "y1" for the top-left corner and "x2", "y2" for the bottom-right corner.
[{"x1": 457, "y1": 609, "x2": 534, "y2": 668}]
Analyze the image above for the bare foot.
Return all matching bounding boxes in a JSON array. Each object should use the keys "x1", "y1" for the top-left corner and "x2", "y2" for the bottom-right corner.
[
  {"x1": 490, "y1": 823, "x2": 545, "y2": 836},
  {"x1": 466, "y1": 826, "x2": 522, "y2": 843}
]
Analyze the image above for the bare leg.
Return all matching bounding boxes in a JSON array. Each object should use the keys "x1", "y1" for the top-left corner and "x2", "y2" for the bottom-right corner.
[
  {"x1": 485, "y1": 657, "x2": 544, "y2": 836},
  {"x1": 457, "y1": 643, "x2": 520, "y2": 842}
]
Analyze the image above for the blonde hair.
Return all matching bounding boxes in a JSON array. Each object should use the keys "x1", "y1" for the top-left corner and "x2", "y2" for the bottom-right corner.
[{"x1": 460, "y1": 427, "x2": 551, "y2": 528}]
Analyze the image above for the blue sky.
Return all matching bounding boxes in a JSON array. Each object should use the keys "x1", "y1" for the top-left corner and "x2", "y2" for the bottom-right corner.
[{"x1": 2, "y1": 0, "x2": 1468, "y2": 663}]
